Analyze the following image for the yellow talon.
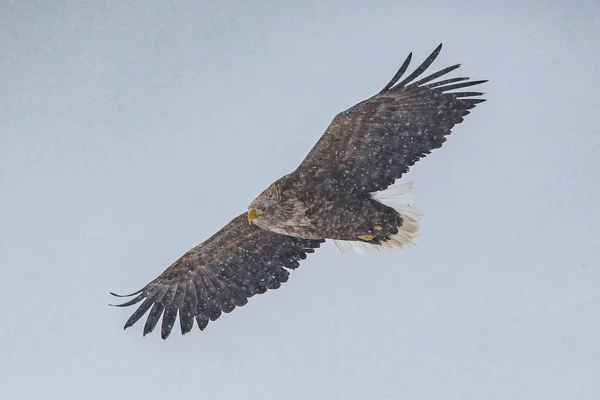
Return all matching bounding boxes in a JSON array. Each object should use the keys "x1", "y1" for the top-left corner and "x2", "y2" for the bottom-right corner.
[
  {"x1": 358, "y1": 234, "x2": 376, "y2": 241},
  {"x1": 374, "y1": 225, "x2": 383, "y2": 231}
]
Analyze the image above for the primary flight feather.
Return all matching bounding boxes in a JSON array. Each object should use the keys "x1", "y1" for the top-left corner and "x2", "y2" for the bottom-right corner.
[{"x1": 112, "y1": 44, "x2": 486, "y2": 339}]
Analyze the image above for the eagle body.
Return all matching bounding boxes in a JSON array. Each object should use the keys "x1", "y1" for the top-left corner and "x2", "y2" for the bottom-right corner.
[
  {"x1": 113, "y1": 44, "x2": 486, "y2": 338},
  {"x1": 250, "y1": 175, "x2": 405, "y2": 243}
]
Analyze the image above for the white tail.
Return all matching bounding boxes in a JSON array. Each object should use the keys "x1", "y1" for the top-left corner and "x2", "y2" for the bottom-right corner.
[{"x1": 334, "y1": 182, "x2": 422, "y2": 254}]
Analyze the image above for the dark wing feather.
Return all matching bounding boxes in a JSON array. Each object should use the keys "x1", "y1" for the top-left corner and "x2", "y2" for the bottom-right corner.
[
  {"x1": 112, "y1": 213, "x2": 323, "y2": 339},
  {"x1": 293, "y1": 43, "x2": 487, "y2": 194}
]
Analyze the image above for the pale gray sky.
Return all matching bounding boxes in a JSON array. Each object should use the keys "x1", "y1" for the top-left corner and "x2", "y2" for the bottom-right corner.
[{"x1": 2, "y1": 1, "x2": 600, "y2": 399}]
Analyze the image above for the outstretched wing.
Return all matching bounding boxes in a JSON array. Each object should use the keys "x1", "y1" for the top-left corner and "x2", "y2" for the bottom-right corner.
[
  {"x1": 111, "y1": 213, "x2": 323, "y2": 339},
  {"x1": 293, "y1": 43, "x2": 486, "y2": 194}
]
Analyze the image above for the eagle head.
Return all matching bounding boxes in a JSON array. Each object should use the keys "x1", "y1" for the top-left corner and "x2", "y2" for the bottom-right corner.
[
  {"x1": 247, "y1": 179, "x2": 283, "y2": 226},
  {"x1": 247, "y1": 175, "x2": 311, "y2": 237}
]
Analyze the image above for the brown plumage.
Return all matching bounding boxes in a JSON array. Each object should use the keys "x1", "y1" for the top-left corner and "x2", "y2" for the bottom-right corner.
[
  {"x1": 113, "y1": 43, "x2": 486, "y2": 338},
  {"x1": 112, "y1": 214, "x2": 323, "y2": 339}
]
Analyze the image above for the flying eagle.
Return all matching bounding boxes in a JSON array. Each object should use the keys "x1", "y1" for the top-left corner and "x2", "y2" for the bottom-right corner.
[{"x1": 112, "y1": 44, "x2": 486, "y2": 339}]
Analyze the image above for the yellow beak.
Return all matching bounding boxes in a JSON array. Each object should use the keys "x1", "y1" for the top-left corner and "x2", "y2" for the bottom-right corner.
[{"x1": 248, "y1": 208, "x2": 258, "y2": 224}]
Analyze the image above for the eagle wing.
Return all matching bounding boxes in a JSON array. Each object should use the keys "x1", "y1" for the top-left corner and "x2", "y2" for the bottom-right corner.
[
  {"x1": 293, "y1": 43, "x2": 486, "y2": 194},
  {"x1": 111, "y1": 213, "x2": 323, "y2": 339}
]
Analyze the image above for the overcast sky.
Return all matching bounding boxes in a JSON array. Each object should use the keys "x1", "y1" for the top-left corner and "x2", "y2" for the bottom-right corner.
[{"x1": 2, "y1": 1, "x2": 600, "y2": 399}]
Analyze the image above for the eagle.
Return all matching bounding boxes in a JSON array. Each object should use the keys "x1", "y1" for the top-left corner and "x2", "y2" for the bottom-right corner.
[{"x1": 112, "y1": 44, "x2": 486, "y2": 339}]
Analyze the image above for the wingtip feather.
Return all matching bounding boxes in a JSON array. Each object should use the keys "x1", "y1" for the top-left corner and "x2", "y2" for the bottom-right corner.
[
  {"x1": 380, "y1": 52, "x2": 413, "y2": 93},
  {"x1": 110, "y1": 290, "x2": 141, "y2": 298}
]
